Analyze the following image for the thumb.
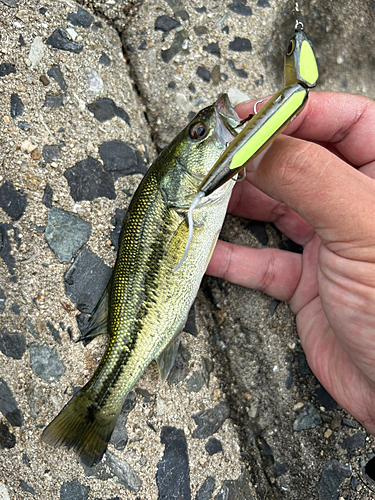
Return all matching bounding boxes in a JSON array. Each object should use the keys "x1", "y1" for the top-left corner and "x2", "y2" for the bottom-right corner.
[{"x1": 247, "y1": 134, "x2": 375, "y2": 262}]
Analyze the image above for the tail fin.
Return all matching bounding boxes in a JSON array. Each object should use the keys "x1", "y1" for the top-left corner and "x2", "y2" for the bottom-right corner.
[{"x1": 41, "y1": 389, "x2": 118, "y2": 467}]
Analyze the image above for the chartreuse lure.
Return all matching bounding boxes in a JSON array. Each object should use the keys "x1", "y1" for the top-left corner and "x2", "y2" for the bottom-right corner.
[{"x1": 199, "y1": 22, "x2": 319, "y2": 196}]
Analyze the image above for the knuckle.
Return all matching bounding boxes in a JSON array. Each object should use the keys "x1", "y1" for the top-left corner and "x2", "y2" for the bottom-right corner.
[{"x1": 278, "y1": 141, "x2": 325, "y2": 189}]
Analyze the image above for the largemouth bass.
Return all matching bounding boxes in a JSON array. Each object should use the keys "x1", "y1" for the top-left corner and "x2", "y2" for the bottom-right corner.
[{"x1": 42, "y1": 94, "x2": 242, "y2": 466}]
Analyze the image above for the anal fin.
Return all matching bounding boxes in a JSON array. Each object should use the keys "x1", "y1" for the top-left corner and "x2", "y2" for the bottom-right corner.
[{"x1": 156, "y1": 331, "x2": 182, "y2": 385}]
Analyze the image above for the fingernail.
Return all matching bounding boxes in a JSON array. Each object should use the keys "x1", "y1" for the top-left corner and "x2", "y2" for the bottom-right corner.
[{"x1": 247, "y1": 146, "x2": 269, "y2": 172}]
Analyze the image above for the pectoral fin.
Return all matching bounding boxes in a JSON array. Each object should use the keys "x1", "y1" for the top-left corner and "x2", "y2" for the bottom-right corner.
[
  {"x1": 156, "y1": 331, "x2": 182, "y2": 385},
  {"x1": 77, "y1": 278, "x2": 112, "y2": 344}
]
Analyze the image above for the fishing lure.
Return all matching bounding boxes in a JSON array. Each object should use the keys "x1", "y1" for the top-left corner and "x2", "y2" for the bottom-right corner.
[{"x1": 175, "y1": 22, "x2": 318, "y2": 270}]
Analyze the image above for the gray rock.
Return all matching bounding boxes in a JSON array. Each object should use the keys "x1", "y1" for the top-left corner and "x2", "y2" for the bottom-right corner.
[
  {"x1": 24, "y1": 320, "x2": 39, "y2": 339},
  {"x1": 0, "y1": 62, "x2": 16, "y2": 77},
  {"x1": 0, "y1": 286, "x2": 5, "y2": 313},
  {"x1": 42, "y1": 145, "x2": 61, "y2": 163},
  {"x1": 60, "y1": 478, "x2": 89, "y2": 500},
  {"x1": 196, "y1": 67, "x2": 211, "y2": 82},
  {"x1": 203, "y1": 42, "x2": 221, "y2": 58},
  {"x1": 257, "y1": 0, "x2": 270, "y2": 6},
  {"x1": 214, "y1": 469, "x2": 255, "y2": 499},
  {"x1": 157, "y1": 426, "x2": 191, "y2": 500},
  {"x1": 84, "y1": 67, "x2": 103, "y2": 96},
  {"x1": 228, "y1": 60, "x2": 248, "y2": 79},
  {"x1": 229, "y1": 37, "x2": 252, "y2": 52},
  {"x1": 64, "y1": 246, "x2": 112, "y2": 314},
  {"x1": 109, "y1": 392, "x2": 136, "y2": 450},
  {"x1": 0, "y1": 377, "x2": 23, "y2": 426},
  {"x1": 195, "y1": 476, "x2": 215, "y2": 500},
  {"x1": 20, "y1": 480, "x2": 35, "y2": 494},
  {"x1": 42, "y1": 183, "x2": 53, "y2": 208},
  {"x1": 64, "y1": 156, "x2": 116, "y2": 202},
  {"x1": 342, "y1": 432, "x2": 366, "y2": 450},
  {"x1": 46, "y1": 320, "x2": 61, "y2": 343},
  {"x1": 192, "y1": 403, "x2": 230, "y2": 439},
  {"x1": 44, "y1": 93, "x2": 64, "y2": 108},
  {"x1": 47, "y1": 65, "x2": 67, "y2": 93},
  {"x1": 227, "y1": 0, "x2": 253, "y2": 16},
  {"x1": 0, "y1": 329, "x2": 26, "y2": 359},
  {"x1": 0, "y1": 421, "x2": 16, "y2": 449},
  {"x1": 46, "y1": 27, "x2": 83, "y2": 54},
  {"x1": 161, "y1": 30, "x2": 188, "y2": 63},
  {"x1": 205, "y1": 437, "x2": 222, "y2": 455},
  {"x1": 45, "y1": 208, "x2": 92, "y2": 263},
  {"x1": 155, "y1": 15, "x2": 181, "y2": 33},
  {"x1": 67, "y1": 7, "x2": 94, "y2": 28},
  {"x1": 87, "y1": 99, "x2": 130, "y2": 125},
  {"x1": 99, "y1": 141, "x2": 146, "y2": 180},
  {"x1": 186, "y1": 371, "x2": 204, "y2": 393},
  {"x1": 99, "y1": 52, "x2": 111, "y2": 67},
  {"x1": 105, "y1": 452, "x2": 141, "y2": 492},
  {"x1": 316, "y1": 460, "x2": 350, "y2": 500},
  {"x1": 0, "y1": 181, "x2": 27, "y2": 220},
  {"x1": 10, "y1": 93, "x2": 24, "y2": 119},
  {"x1": 29, "y1": 342, "x2": 65, "y2": 382},
  {"x1": 293, "y1": 403, "x2": 322, "y2": 431}
]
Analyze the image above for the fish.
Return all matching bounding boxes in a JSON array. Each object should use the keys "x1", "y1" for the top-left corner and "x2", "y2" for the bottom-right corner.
[{"x1": 41, "y1": 94, "x2": 243, "y2": 467}]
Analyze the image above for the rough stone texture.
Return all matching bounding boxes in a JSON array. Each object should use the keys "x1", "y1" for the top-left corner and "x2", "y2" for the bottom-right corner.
[{"x1": 0, "y1": 0, "x2": 375, "y2": 499}]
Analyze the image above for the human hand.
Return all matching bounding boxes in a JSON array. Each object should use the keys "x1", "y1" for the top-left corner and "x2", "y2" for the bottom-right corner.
[{"x1": 207, "y1": 91, "x2": 375, "y2": 434}]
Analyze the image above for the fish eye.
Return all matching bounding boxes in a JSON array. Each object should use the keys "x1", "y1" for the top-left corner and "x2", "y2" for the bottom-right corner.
[
  {"x1": 189, "y1": 122, "x2": 208, "y2": 140},
  {"x1": 287, "y1": 39, "x2": 295, "y2": 56}
]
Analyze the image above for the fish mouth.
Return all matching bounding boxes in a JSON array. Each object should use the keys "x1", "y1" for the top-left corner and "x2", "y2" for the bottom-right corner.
[{"x1": 214, "y1": 94, "x2": 242, "y2": 143}]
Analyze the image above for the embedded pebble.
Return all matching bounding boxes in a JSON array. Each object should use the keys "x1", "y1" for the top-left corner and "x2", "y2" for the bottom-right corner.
[
  {"x1": 46, "y1": 320, "x2": 61, "y2": 343},
  {"x1": 155, "y1": 15, "x2": 181, "y2": 33},
  {"x1": 203, "y1": 42, "x2": 221, "y2": 57},
  {"x1": 227, "y1": 0, "x2": 253, "y2": 16},
  {"x1": 275, "y1": 461, "x2": 288, "y2": 477},
  {"x1": 196, "y1": 476, "x2": 215, "y2": 500},
  {"x1": 192, "y1": 403, "x2": 230, "y2": 439},
  {"x1": 67, "y1": 7, "x2": 94, "y2": 28},
  {"x1": 257, "y1": 0, "x2": 270, "y2": 6},
  {"x1": 0, "y1": 329, "x2": 26, "y2": 359},
  {"x1": 47, "y1": 65, "x2": 67, "y2": 93},
  {"x1": 0, "y1": 223, "x2": 20, "y2": 274},
  {"x1": 0, "y1": 287, "x2": 5, "y2": 314},
  {"x1": 229, "y1": 37, "x2": 252, "y2": 52},
  {"x1": 28, "y1": 36, "x2": 45, "y2": 69},
  {"x1": 161, "y1": 30, "x2": 188, "y2": 63},
  {"x1": 205, "y1": 437, "x2": 223, "y2": 455},
  {"x1": 60, "y1": 478, "x2": 89, "y2": 500},
  {"x1": 10, "y1": 93, "x2": 24, "y2": 119},
  {"x1": 228, "y1": 60, "x2": 248, "y2": 79},
  {"x1": 87, "y1": 98, "x2": 130, "y2": 125},
  {"x1": 99, "y1": 52, "x2": 111, "y2": 67},
  {"x1": 0, "y1": 421, "x2": 16, "y2": 449},
  {"x1": 46, "y1": 27, "x2": 84, "y2": 53},
  {"x1": 186, "y1": 371, "x2": 204, "y2": 393},
  {"x1": 105, "y1": 452, "x2": 141, "y2": 492},
  {"x1": 214, "y1": 469, "x2": 254, "y2": 499},
  {"x1": 342, "y1": 432, "x2": 366, "y2": 450},
  {"x1": 316, "y1": 460, "x2": 350, "y2": 500},
  {"x1": 0, "y1": 377, "x2": 23, "y2": 426},
  {"x1": 29, "y1": 342, "x2": 65, "y2": 382},
  {"x1": 0, "y1": 62, "x2": 16, "y2": 77},
  {"x1": 20, "y1": 480, "x2": 35, "y2": 495},
  {"x1": 64, "y1": 156, "x2": 116, "y2": 202},
  {"x1": 42, "y1": 183, "x2": 53, "y2": 208},
  {"x1": 0, "y1": 181, "x2": 27, "y2": 220},
  {"x1": 0, "y1": 483, "x2": 10, "y2": 500},
  {"x1": 196, "y1": 66, "x2": 211, "y2": 82},
  {"x1": 293, "y1": 403, "x2": 322, "y2": 431},
  {"x1": 42, "y1": 144, "x2": 61, "y2": 162},
  {"x1": 99, "y1": 141, "x2": 146, "y2": 179},
  {"x1": 84, "y1": 67, "x2": 104, "y2": 95},
  {"x1": 156, "y1": 426, "x2": 191, "y2": 500},
  {"x1": 64, "y1": 246, "x2": 112, "y2": 314},
  {"x1": 44, "y1": 93, "x2": 64, "y2": 108},
  {"x1": 45, "y1": 208, "x2": 92, "y2": 263}
]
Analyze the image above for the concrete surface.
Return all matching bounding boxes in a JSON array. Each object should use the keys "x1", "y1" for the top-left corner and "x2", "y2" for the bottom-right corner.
[{"x1": 1, "y1": 0, "x2": 375, "y2": 499}]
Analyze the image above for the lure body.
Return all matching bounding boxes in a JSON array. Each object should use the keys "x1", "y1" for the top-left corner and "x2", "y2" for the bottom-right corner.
[
  {"x1": 42, "y1": 95, "x2": 242, "y2": 466},
  {"x1": 199, "y1": 26, "x2": 319, "y2": 196}
]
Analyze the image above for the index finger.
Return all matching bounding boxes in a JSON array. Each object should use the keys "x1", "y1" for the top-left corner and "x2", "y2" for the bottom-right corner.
[{"x1": 235, "y1": 91, "x2": 375, "y2": 167}]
